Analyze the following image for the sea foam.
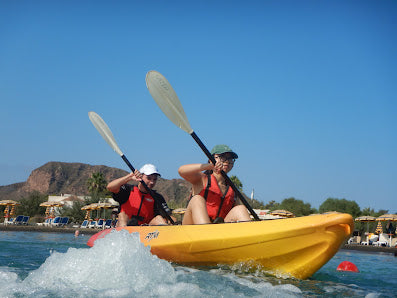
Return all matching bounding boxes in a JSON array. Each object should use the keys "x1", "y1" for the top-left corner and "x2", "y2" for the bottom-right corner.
[{"x1": 0, "y1": 230, "x2": 304, "y2": 297}]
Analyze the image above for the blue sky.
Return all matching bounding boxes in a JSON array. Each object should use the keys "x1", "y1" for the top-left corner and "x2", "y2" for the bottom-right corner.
[{"x1": 1, "y1": 0, "x2": 396, "y2": 213}]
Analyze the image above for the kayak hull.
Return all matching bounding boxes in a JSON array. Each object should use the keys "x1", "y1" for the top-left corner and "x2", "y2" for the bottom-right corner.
[{"x1": 87, "y1": 213, "x2": 353, "y2": 279}]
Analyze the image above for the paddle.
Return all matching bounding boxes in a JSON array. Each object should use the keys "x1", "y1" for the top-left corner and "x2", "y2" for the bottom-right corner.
[
  {"x1": 88, "y1": 111, "x2": 175, "y2": 224},
  {"x1": 145, "y1": 71, "x2": 260, "y2": 221}
]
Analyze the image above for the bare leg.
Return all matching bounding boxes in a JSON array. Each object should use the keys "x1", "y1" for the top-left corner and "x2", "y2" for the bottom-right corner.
[
  {"x1": 224, "y1": 205, "x2": 251, "y2": 223},
  {"x1": 182, "y1": 195, "x2": 211, "y2": 225},
  {"x1": 149, "y1": 215, "x2": 176, "y2": 225},
  {"x1": 116, "y1": 211, "x2": 129, "y2": 227}
]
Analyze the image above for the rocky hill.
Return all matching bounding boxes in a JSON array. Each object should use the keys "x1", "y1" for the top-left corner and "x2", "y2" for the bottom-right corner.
[
  {"x1": 0, "y1": 162, "x2": 191, "y2": 207},
  {"x1": 0, "y1": 161, "x2": 262, "y2": 209}
]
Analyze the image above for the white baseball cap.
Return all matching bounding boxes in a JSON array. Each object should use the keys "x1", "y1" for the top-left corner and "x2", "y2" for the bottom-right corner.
[{"x1": 139, "y1": 164, "x2": 161, "y2": 176}]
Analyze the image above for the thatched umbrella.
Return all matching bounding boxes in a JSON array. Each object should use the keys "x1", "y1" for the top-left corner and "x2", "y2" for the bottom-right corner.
[
  {"x1": 376, "y1": 214, "x2": 397, "y2": 221},
  {"x1": 376, "y1": 214, "x2": 397, "y2": 234},
  {"x1": 0, "y1": 200, "x2": 20, "y2": 219},
  {"x1": 98, "y1": 202, "x2": 119, "y2": 219},
  {"x1": 0, "y1": 199, "x2": 20, "y2": 205},
  {"x1": 81, "y1": 203, "x2": 101, "y2": 220},
  {"x1": 91, "y1": 203, "x2": 102, "y2": 220},
  {"x1": 355, "y1": 216, "x2": 376, "y2": 233},
  {"x1": 356, "y1": 215, "x2": 376, "y2": 221},
  {"x1": 172, "y1": 208, "x2": 187, "y2": 222},
  {"x1": 81, "y1": 204, "x2": 92, "y2": 220},
  {"x1": 270, "y1": 209, "x2": 294, "y2": 218},
  {"x1": 375, "y1": 221, "x2": 383, "y2": 234},
  {"x1": 40, "y1": 201, "x2": 64, "y2": 219},
  {"x1": 376, "y1": 214, "x2": 397, "y2": 246},
  {"x1": 172, "y1": 208, "x2": 187, "y2": 215}
]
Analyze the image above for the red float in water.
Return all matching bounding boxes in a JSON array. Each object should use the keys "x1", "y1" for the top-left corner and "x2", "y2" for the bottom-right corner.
[{"x1": 336, "y1": 261, "x2": 359, "y2": 272}]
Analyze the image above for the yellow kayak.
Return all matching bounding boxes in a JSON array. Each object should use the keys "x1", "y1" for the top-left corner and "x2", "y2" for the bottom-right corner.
[{"x1": 87, "y1": 213, "x2": 353, "y2": 279}]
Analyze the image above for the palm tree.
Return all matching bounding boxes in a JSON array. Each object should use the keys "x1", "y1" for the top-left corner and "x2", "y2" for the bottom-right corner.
[
  {"x1": 86, "y1": 172, "x2": 108, "y2": 201},
  {"x1": 230, "y1": 175, "x2": 243, "y2": 191}
]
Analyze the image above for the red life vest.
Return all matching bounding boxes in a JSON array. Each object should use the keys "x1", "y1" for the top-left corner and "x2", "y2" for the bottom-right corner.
[
  {"x1": 199, "y1": 174, "x2": 235, "y2": 221},
  {"x1": 120, "y1": 186, "x2": 155, "y2": 225}
]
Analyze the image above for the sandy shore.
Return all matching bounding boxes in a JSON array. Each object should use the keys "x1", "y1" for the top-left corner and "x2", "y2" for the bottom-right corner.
[
  {"x1": 0, "y1": 224, "x2": 98, "y2": 234},
  {"x1": 341, "y1": 244, "x2": 397, "y2": 255}
]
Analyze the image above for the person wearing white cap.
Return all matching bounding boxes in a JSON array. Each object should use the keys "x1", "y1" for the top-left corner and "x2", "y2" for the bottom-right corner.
[
  {"x1": 178, "y1": 144, "x2": 251, "y2": 225},
  {"x1": 107, "y1": 164, "x2": 173, "y2": 227}
]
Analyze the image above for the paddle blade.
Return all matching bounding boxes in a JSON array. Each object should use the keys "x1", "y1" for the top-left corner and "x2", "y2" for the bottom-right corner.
[
  {"x1": 88, "y1": 111, "x2": 123, "y2": 156},
  {"x1": 146, "y1": 71, "x2": 193, "y2": 134}
]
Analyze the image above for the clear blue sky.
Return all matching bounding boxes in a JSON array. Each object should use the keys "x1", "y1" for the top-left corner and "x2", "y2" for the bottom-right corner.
[{"x1": 1, "y1": 0, "x2": 396, "y2": 213}]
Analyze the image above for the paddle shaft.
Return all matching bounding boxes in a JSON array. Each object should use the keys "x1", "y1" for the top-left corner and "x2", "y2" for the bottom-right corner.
[
  {"x1": 190, "y1": 132, "x2": 260, "y2": 221},
  {"x1": 120, "y1": 155, "x2": 175, "y2": 224}
]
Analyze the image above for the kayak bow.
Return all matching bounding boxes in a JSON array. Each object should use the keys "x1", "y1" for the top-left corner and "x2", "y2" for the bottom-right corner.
[{"x1": 87, "y1": 213, "x2": 353, "y2": 279}]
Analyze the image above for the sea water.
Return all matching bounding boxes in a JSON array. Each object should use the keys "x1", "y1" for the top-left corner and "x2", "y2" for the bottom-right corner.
[{"x1": 0, "y1": 230, "x2": 396, "y2": 297}]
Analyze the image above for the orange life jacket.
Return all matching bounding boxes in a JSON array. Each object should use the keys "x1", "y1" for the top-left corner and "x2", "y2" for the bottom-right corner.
[
  {"x1": 199, "y1": 174, "x2": 235, "y2": 221},
  {"x1": 120, "y1": 186, "x2": 155, "y2": 225}
]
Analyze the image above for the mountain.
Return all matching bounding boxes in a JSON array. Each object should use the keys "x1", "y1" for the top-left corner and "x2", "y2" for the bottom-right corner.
[
  {"x1": 0, "y1": 161, "x2": 262, "y2": 209},
  {"x1": 0, "y1": 162, "x2": 191, "y2": 207}
]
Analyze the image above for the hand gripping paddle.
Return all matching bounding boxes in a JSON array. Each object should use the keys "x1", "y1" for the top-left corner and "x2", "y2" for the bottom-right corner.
[
  {"x1": 88, "y1": 111, "x2": 175, "y2": 224},
  {"x1": 145, "y1": 71, "x2": 260, "y2": 221}
]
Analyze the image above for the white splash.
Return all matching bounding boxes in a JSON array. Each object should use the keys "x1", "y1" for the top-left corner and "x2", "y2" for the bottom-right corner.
[{"x1": 0, "y1": 230, "x2": 305, "y2": 297}]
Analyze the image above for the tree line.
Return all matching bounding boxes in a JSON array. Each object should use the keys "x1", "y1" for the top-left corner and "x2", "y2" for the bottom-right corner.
[{"x1": 1, "y1": 172, "x2": 392, "y2": 226}]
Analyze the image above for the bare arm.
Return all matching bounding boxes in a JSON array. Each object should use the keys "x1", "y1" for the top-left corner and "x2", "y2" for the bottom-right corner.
[
  {"x1": 178, "y1": 163, "x2": 214, "y2": 185},
  {"x1": 107, "y1": 170, "x2": 141, "y2": 194}
]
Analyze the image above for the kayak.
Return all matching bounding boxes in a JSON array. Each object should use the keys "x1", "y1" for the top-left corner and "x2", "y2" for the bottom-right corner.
[{"x1": 87, "y1": 213, "x2": 353, "y2": 279}]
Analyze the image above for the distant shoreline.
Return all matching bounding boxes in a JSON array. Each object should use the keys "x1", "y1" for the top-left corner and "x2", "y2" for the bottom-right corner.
[
  {"x1": 1, "y1": 225, "x2": 396, "y2": 256},
  {"x1": 0, "y1": 224, "x2": 98, "y2": 234},
  {"x1": 341, "y1": 244, "x2": 397, "y2": 255}
]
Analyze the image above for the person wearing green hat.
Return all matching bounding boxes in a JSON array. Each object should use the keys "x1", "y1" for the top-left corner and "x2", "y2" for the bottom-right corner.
[{"x1": 178, "y1": 144, "x2": 251, "y2": 225}]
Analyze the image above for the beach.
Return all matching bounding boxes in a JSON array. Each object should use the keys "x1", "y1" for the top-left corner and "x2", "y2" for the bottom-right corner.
[
  {"x1": 0, "y1": 223, "x2": 98, "y2": 234},
  {"x1": 342, "y1": 244, "x2": 397, "y2": 256}
]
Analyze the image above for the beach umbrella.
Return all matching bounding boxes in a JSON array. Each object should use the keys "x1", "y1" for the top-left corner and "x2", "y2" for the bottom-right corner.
[
  {"x1": 172, "y1": 208, "x2": 187, "y2": 215},
  {"x1": 98, "y1": 202, "x2": 119, "y2": 218},
  {"x1": 97, "y1": 202, "x2": 118, "y2": 209},
  {"x1": 376, "y1": 214, "x2": 397, "y2": 234},
  {"x1": 0, "y1": 199, "x2": 20, "y2": 206},
  {"x1": 0, "y1": 200, "x2": 20, "y2": 219},
  {"x1": 81, "y1": 204, "x2": 94, "y2": 220},
  {"x1": 375, "y1": 221, "x2": 383, "y2": 234},
  {"x1": 355, "y1": 216, "x2": 376, "y2": 221},
  {"x1": 90, "y1": 203, "x2": 101, "y2": 219},
  {"x1": 172, "y1": 208, "x2": 187, "y2": 222},
  {"x1": 270, "y1": 209, "x2": 294, "y2": 218},
  {"x1": 9, "y1": 205, "x2": 19, "y2": 218},
  {"x1": 81, "y1": 203, "x2": 100, "y2": 220},
  {"x1": 40, "y1": 201, "x2": 64, "y2": 218},
  {"x1": 355, "y1": 216, "x2": 376, "y2": 233},
  {"x1": 376, "y1": 214, "x2": 397, "y2": 245},
  {"x1": 39, "y1": 201, "x2": 64, "y2": 207},
  {"x1": 81, "y1": 205, "x2": 93, "y2": 220},
  {"x1": 39, "y1": 202, "x2": 53, "y2": 218},
  {"x1": 376, "y1": 214, "x2": 397, "y2": 221}
]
